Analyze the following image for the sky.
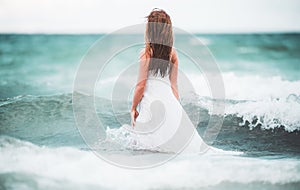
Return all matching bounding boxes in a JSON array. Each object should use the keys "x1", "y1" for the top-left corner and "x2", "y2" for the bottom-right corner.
[{"x1": 0, "y1": 0, "x2": 299, "y2": 33}]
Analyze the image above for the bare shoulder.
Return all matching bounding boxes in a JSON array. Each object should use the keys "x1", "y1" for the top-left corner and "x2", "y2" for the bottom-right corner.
[
  {"x1": 171, "y1": 47, "x2": 177, "y2": 54},
  {"x1": 139, "y1": 48, "x2": 151, "y2": 60},
  {"x1": 171, "y1": 47, "x2": 178, "y2": 65},
  {"x1": 139, "y1": 48, "x2": 146, "y2": 58}
]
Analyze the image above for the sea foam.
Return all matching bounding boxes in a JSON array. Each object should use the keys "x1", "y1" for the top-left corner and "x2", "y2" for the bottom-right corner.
[{"x1": 0, "y1": 136, "x2": 300, "y2": 190}]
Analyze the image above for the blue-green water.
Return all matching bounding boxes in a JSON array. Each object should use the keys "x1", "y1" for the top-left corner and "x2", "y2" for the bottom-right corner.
[{"x1": 0, "y1": 34, "x2": 300, "y2": 190}]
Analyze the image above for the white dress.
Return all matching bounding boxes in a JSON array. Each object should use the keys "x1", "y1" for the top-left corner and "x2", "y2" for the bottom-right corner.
[{"x1": 122, "y1": 71, "x2": 211, "y2": 154}]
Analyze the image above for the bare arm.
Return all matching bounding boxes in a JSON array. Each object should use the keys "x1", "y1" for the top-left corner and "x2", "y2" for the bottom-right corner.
[
  {"x1": 131, "y1": 49, "x2": 149, "y2": 112},
  {"x1": 169, "y1": 48, "x2": 179, "y2": 100}
]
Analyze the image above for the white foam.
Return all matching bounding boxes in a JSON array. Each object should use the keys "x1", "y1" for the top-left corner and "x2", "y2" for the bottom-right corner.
[
  {"x1": 183, "y1": 72, "x2": 300, "y2": 131},
  {"x1": 224, "y1": 95, "x2": 300, "y2": 132},
  {"x1": 187, "y1": 72, "x2": 300, "y2": 101},
  {"x1": 1, "y1": 137, "x2": 300, "y2": 189}
]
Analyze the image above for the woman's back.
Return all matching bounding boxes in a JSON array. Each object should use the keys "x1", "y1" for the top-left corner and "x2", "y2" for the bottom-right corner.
[{"x1": 143, "y1": 47, "x2": 179, "y2": 100}]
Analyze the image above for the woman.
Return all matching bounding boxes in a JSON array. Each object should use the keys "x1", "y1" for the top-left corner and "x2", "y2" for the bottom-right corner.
[{"x1": 129, "y1": 8, "x2": 209, "y2": 154}]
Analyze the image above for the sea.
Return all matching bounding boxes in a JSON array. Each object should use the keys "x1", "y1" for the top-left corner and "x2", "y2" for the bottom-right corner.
[{"x1": 0, "y1": 33, "x2": 300, "y2": 190}]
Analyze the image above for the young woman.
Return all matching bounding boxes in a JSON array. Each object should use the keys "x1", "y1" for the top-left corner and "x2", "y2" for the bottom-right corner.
[
  {"x1": 131, "y1": 8, "x2": 178, "y2": 126},
  {"x1": 129, "y1": 8, "x2": 210, "y2": 154}
]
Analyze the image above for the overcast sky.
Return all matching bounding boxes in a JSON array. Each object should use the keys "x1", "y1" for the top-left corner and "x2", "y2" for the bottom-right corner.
[{"x1": 0, "y1": 0, "x2": 299, "y2": 33}]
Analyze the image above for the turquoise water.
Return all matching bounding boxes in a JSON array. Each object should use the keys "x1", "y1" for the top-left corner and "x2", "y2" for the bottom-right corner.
[{"x1": 1, "y1": 33, "x2": 300, "y2": 189}]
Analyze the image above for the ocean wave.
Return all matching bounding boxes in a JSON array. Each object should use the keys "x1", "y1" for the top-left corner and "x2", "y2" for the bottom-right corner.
[
  {"x1": 94, "y1": 71, "x2": 300, "y2": 133},
  {"x1": 0, "y1": 92, "x2": 299, "y2": 142},
  {"x1": 0, "y1": 136, "x2": 299, "y2": 190},
  {"x1": 224, "y1": 94, "x2": 300, "y2": 132},
  {"x1": 187, "y1": 72, "x2": 300, "y2": 101},
  {"x1": 195, "y1": 94, "x2": 300, "y2": 132}
]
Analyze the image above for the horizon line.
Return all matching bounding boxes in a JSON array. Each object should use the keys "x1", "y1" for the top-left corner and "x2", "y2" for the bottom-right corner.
[{"x1": 1, "y1": 31, "x2": 300, "y2": 35}]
